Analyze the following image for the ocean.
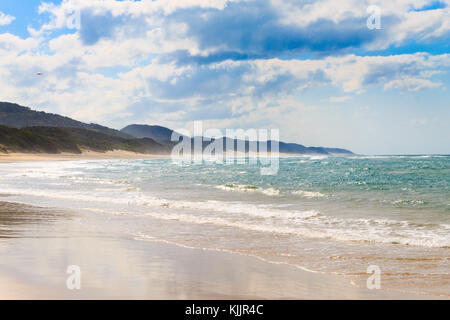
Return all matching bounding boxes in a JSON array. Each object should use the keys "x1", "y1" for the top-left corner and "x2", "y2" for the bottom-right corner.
[{"x1": 0, "y1": 155, "x2": 448, "y2": 297}]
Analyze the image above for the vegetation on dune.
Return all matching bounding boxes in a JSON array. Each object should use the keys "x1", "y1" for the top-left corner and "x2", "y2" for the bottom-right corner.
[
  {"x1": 0, "y1": 101, "x2": 354, "y2": 155},
  {"x1": 0, "y1": 125, "x2": 169, "y2": 154},
  {"x1": 0, "y1": 102, "x2": 131, "y2": 139}
]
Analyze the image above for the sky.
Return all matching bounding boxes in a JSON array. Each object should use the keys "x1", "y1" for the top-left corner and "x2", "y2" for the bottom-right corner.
[{"x1": 0, "y1": 0, "x2": 449, "y2": 155}]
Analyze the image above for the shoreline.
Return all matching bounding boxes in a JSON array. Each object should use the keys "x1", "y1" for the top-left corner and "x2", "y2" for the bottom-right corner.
[
  {"x1": 0, "y1": 150, "x2": 171, "y2": 163},
  {"x1": 0, "y1": 200, "x2": 445, "y2": 300},
  {"x1": 0, "y1": 151, "x2": 317, "y2": 164}
]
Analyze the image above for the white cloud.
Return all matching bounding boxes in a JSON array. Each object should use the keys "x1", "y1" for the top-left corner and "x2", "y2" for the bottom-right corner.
[
  {"x1": 1, "y1": 48, "x2": 447, "y2": 131},
  {"x1": 0, "y1": 0, "x2": 449, "y2": 134},
  {"x1": 33, "y1": 0, "x2": 450, "y2": 57},
  {"x1": 0, "y1": 33, "x2": 39, "y2": 54},
  {"x1": 384, "y1": 77, "x2": 441, "y2": 91},
  {"x1": 0, "y1": 12, "x2": 15, "y2": 26},
  {"x1": 324, "y1": 53, "x2": 450, "y2": 92}
]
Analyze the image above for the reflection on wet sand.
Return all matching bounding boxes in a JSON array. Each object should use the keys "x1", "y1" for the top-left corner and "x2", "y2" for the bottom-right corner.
[
  {"x1": 0, "y1": 202, "x2": 66, "y2": 239},
  {"x1": 0, "y1": 201, "x2": 443, "y2": 299}
]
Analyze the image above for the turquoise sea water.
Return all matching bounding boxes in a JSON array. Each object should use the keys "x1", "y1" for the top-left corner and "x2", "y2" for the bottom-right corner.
[{"x1": 0, "y1": 155, "x2": 449, "y2": 296}]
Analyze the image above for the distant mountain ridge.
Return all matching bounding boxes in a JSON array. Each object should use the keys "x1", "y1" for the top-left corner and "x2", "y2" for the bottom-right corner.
[
  {"x1": 122, "y1": 124, "x2": 181, "y2": 142},
  {"x1": 0, "y1": 102, "x2": 353, "y2": 155},
  {"x1": 0, "y1": 102, "x2": 131, "y2": 139},
  {"x1": 121, "y1": 124, "x2": 353, "y2": 155}
]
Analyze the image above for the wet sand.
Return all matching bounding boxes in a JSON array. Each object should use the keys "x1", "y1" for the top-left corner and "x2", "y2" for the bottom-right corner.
[{"x1": 0, "y1": 201, "x2": 443, "y2": 300}]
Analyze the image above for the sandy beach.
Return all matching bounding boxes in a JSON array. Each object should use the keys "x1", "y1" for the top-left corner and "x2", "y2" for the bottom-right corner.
[
  {"x1": 0, "y1": 151, "x2": 170, "y2": 163},
  {"x1": 0, "y1": 200, "x2": 443, "y2": 300},
  {"x1": 0, "y1": 151, "x2": 295, "y2": 163}
]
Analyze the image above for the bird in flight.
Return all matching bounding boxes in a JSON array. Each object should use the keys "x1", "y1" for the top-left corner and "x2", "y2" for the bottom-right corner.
[{"x1": 37, "y1": 72, "x2": 43, "y2": 76}]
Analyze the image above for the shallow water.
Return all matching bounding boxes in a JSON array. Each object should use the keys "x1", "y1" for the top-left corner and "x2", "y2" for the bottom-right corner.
[{"x1": 0, "y1": 155, "x2": 448, "y2": 296}]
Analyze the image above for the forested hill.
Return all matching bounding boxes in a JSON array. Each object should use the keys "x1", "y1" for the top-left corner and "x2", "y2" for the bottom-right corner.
[
  {"x1": 0, "y1": 102, "x2": 130, "y2": 139},
  {"x1": 0, "y1": 125, "x2": 169, "y2": 154}
]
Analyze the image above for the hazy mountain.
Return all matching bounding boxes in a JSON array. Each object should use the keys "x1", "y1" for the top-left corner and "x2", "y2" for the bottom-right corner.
[
  {"x1": 0, "y1": 125, "x2": 169, "y2": 154},
  {"x1": 0, "y1": 102, "x2": 131, "y2": 139},
  {"x1": 0, "y1": 102, "x2": 353, "y2": 155},
  {"x1": 121, "y1": 124, "x2": 182, "y2": 143},
  {"x1": 122, "y1": 124, "x2": 354, "y2": 155}
]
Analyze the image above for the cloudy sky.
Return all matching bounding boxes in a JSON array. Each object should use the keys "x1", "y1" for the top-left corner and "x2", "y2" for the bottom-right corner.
[{"x1": 0, "y1": 0, "x2": 449, "y2": 154}]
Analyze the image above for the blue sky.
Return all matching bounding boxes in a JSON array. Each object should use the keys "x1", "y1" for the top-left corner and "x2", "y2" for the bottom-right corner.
[{"x1": 0, "y1": 0, "x2": 449, "y2": 154}]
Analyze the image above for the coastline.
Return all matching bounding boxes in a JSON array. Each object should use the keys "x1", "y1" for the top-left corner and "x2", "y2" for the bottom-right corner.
[
  {"x1": 0, "y1": 150, "x2": 170, "y2": 163},
  {"x1": 0, "y1": 201, "x2": 444, "y2": 300},
  {"x1": 0, "y1": 151, "x2": 308, "y2": 164}
]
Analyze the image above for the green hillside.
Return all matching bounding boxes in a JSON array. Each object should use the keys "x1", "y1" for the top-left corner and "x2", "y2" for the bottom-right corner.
[
  {"x1": 0, "y1": 102, "x2": 131, "y2": 139},
  {"x1": 0, "y1": 125, "x2": 169, "y2": 154}
]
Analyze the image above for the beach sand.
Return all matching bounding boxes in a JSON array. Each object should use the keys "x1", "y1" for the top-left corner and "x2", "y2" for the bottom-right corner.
[
  {"x1": 0, "y1": 150, "x2": 170, "y2": 163},
  {"x1": 0, "y1": 201, "x2": 442, "y2": 300},
  {"x1": 0, "y1": 151, "x2": 298, "y2": 164}
]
